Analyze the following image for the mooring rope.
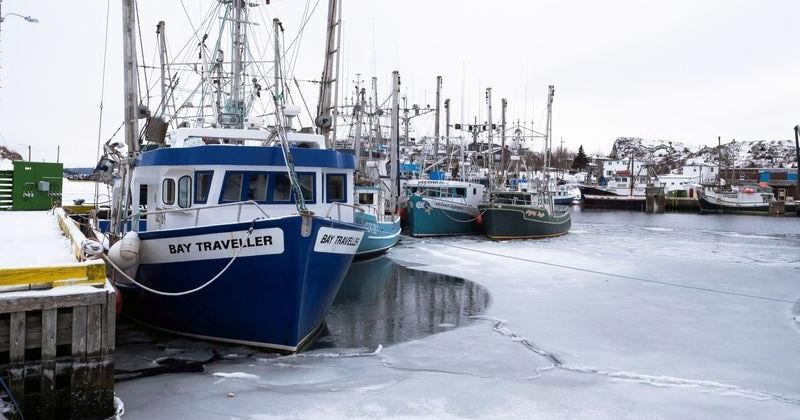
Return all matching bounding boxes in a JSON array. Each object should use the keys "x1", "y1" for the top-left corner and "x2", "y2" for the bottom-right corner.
[
  {"x1": 101, "y1": 222, "x2": 256, "y2": 297},
  {"x1": 399, "y1": 235, "x2": 796, "y2": 304}
]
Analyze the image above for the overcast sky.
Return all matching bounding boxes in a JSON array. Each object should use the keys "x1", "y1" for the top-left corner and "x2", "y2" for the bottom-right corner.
[{"x1": 0, "y1": 0, "x2": 798, "y2": 166}]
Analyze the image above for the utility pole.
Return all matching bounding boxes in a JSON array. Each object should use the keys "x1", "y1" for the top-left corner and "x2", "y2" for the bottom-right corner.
[
  {"x1": 57, "y1": 145, "x2": 60, "y2": 163},
  {"x1": 390, "y1": 71, "x2": 401, "y2": 214},
  {"x1": 434, "y1": 76, "x2": 442, "y2": 160},
  {"x1": 27, "y1": 145, "x2": 30, "y2": 161}
]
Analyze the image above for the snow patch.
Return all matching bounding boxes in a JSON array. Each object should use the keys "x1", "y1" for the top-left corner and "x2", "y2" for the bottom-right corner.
[
  {"x1": 113, "y1": 395, "x2": 125, "y2": 418},
  {"x1": 212, "y1": 372, "x2": 260, "y2": 380}
]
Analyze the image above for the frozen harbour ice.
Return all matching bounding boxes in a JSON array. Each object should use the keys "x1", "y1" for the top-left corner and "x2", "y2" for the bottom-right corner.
[{"x1": 115, "y1": 210, "x2": 800, "y2": 419}]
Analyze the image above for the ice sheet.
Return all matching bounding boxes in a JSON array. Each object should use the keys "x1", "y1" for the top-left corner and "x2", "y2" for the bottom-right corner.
[{"x1": 116, "y1": 212, "x2": 800, "y2": 419}]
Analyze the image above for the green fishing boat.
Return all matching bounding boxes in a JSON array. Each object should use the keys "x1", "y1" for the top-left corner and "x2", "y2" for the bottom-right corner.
[{"x1": 478, "y1": 191, "x2": 571, "y2": 239}]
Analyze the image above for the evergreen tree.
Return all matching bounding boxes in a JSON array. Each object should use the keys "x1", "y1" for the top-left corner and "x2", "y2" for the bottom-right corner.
[{"x1": 572, "y1": 145, "x2": 589, "y2": 170}]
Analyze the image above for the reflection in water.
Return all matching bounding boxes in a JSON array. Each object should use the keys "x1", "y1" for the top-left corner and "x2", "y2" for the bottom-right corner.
[
  {"x1": 112, "y1": 256, "x2": 490, "y2": 378},
  {"x1": 311, "y1": 256, "x2": 491, "y2": 350}
]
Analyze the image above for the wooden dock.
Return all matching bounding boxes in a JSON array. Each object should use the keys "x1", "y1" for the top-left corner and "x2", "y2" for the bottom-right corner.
[{"x1": 0, "y1": 209, "x2": 116, "y2": 419}]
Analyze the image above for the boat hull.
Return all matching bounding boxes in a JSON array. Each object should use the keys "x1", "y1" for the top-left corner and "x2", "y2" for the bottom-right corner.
[
  {"x1": 118, "y1": 215, "x2": 364, "y2": 353},
  {"x1": 579, "y1": 186, "x2": 645, "y2": 211},
  {"x1": 478, "y1": 204, "x2": 571, "y2": 239},
  {"x1": 404, "y1": 195, "x2": 482, "y2": 237},
  {"x1": 354, "y1": 212, "x2": 401, "y2": 259},
  {"x1": 697, "y1": 194, "x2": 796, "y2": 215}
]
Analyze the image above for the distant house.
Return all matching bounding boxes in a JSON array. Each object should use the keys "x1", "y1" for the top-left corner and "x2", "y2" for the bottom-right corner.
[{"x1": 758, "y1": 169, "x2": 798, "y2": 201}]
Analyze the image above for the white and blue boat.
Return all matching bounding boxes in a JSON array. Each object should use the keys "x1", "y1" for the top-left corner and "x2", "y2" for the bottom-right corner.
[
  {"x1": 353, "y1": 185, "x2": 401, "y2": 259},
  {"x1": 110, "y1": 129, "x2": 365, "y2": 352},
  {"x1": 100, "y1": 0, "x2": 363, "y2": 352}
]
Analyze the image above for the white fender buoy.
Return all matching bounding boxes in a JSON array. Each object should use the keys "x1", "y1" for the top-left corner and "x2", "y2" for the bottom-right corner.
[{"x1": 108, "y1": 231, "x2": 140, "y2": 282}]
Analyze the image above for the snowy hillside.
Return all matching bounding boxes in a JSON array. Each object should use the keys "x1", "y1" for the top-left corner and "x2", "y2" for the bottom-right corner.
[{"x1": 609, "y1": 137, "x2": 798, "y2": 172}]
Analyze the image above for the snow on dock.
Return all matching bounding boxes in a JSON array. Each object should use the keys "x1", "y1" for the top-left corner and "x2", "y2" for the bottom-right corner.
[{"x1": 0, "y1": 211, "x2": 74, "y2": 268}]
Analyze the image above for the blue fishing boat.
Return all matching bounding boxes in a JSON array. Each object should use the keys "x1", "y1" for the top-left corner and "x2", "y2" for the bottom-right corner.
[
  {"x1": 353, "y1": 186, "x2": 401, "y2": 259},
  {"x1": 108, "y1": 131, "x2": 365, "y2": 352},
  {"x1": 100, "y1": 0, "x2": 362, "y2": 352},
  {"x1": 402, "y1": 179, "x2": 486, "y2": 237}
]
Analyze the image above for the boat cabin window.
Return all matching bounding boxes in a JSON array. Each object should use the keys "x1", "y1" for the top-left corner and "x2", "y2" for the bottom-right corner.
[
  {"x1": 162, "y1": 178, "x2": 175, "y2": 205},
  {"x1": 178, "y1": 175, "x2": 192, "y2": 208},
  {"x1": 358, "y1": 193, "x2": 375, "y2": 205},
  {"x1": 220, "y1": 171, "x2": 317, "y2": 204},
  {"x1": 248, "y1": 173, "x2": 269, "y2": 201},
  {"x1": 298, "y1": 174, "x2": 315, "y2": 202},
  {"x1": 222, "y1": 173, "x2": 244, "y2": 202},
  {"x1": 194, "y1": 171, "x2": 214, "y2": 204},
  {"x1": 326, "y1": 174, "x2": 346, "y2": 203},
  {"x1": 272, "y1": 174, "x2": 292, "y2": 201}
]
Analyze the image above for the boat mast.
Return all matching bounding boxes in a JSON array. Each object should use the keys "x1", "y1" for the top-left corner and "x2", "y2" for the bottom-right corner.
[
  {"x1": 718, "y1": 135, "x2": 722, "y2": 188},
  {"x1": 122, "y1": 0, "x2": 139, "y2": 157},
  {"x1": 486, "y1": 87, "x2": 494, "y2": 191},
  {"x1": 115, "y1": 0, "x2": 140, "y2": 236},
  {"x1": 370, "y1": 76, "x2": 383, "y2": 144},
  {"x1": 501, "y1": 98, "x2": 507, "y2": 185},
  {"x1": 434, "y1": 75, "x2": 442, "y2": 162},
  {"x1": 317, "y1": 0, "x2": 342, "y2": 147},
  {"x1": 390, "y1": 71, "x2": 401, "y2": 214},
  {"x1": 795, "y1": 126, "x2": 800, "y2": 209},
  {"x1": 544, "y1": 85, "x2": 554, "y2": 204},
  {"x1": 444, "y1": 98, "x2": 451, "y2": 152},
  {"x1": 353, "y1": 87, "x2": 366, "y2": 172},
  {"x1": 272, "y1": 18, "x2": 283, "y2": 111},
  {"x1": 228, "y1": 0, "x2": 247, "y2": 128},
  {"x1": 156, "y1": 21, "x2": 168, "y2": 117}
]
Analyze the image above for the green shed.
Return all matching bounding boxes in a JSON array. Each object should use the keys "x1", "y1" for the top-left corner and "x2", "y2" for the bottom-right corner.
[{"x1": 8, "y1": 161, "x2": 63, "y2": 210}]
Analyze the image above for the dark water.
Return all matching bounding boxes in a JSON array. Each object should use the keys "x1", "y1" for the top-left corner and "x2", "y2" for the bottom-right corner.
[
  {"x1": 311, "y1": 257, "x2": 491, "y2": 350},
  {"x1": 114, "y1": 257, "x2": 490, "y2": 379}
]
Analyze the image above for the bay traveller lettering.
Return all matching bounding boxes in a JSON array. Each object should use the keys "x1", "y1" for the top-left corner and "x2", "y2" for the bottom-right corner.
[
  {"x1": 167, "y1": 235, "x2": 274, "y2": 254},
  {"x1": 319, "y1": 233, "x2": 361, "y2": 247}
]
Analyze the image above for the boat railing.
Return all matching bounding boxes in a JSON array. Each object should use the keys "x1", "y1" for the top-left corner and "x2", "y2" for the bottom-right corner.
[
  {"x1": 326, "y1": 202, "x2": 395, "y2": 223},
  {"x1": 133, "y1": 200, "x2": 272, "y2": 227}
]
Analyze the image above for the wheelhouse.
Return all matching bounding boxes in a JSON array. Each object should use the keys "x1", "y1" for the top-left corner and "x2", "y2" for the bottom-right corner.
[{"x1": 129, "y1": 128, "x2": 358, "y2": 231}]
